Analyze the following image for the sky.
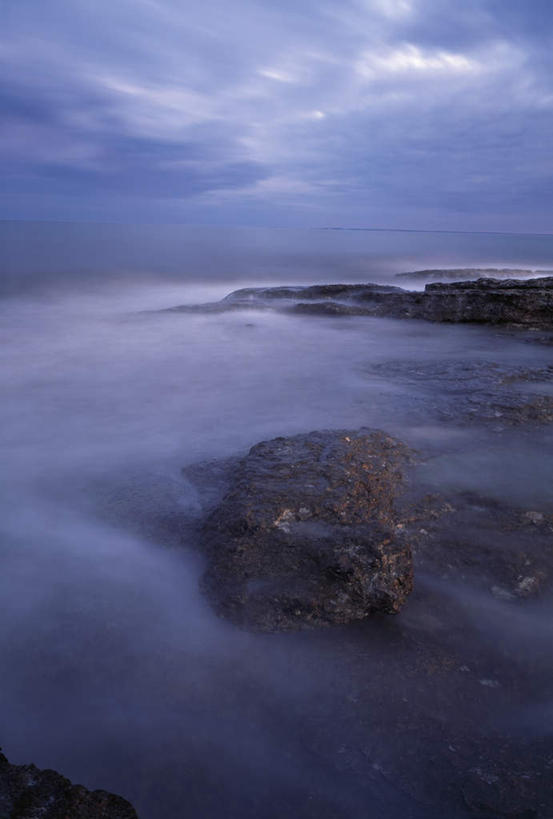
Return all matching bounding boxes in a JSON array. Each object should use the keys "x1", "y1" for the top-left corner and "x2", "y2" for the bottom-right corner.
[{"x1": 2, "y1": 0, "x2": 553, "y2": 230}]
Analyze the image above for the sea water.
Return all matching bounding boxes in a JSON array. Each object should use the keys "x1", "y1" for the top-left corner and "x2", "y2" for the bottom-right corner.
[{"x1": 1, "y1": 223, "x2": 552, "y2": 817}]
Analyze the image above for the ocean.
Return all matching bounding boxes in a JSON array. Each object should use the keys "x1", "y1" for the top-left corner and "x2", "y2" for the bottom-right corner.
[{"x1": 1, "y1": 222, "x2": 552, "y2": 818}]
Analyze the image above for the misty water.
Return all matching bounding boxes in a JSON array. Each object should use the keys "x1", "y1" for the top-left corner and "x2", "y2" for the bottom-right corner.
[{"x1": 1, "y1": 224, "x2": 553, "y2": 817}]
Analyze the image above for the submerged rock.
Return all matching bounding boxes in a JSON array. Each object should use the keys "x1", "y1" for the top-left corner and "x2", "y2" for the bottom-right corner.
[
  {"x1": 403, "y1": 490, "x2": 553, "y2": 598},
  {"x1": 0, "y1": 749, "x2": 137, "y2": 818},
  {"x1": 201, "y1": 429, "x2": 413, "y2": 631},
  {"x1": 363, "y1": 360, "x2": 553, "y2": 428}
]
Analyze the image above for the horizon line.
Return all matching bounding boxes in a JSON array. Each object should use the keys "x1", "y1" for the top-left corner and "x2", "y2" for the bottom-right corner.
[
  {"x1": 1, "y1": 218, "x2": 553, "y2": 238},
  {"x1": 321, "y1": 226, "x2": 553, "y2": 238}
]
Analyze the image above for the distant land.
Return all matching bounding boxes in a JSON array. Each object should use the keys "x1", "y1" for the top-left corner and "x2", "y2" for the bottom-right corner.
[{"x1": 321, "y1": 226, "x2": 553, "y2": 237}]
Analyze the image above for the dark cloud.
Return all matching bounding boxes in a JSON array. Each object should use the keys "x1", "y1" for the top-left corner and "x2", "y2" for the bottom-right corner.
[{"x1": 1, "y1": 132, "x2": 267, "y2": 198}]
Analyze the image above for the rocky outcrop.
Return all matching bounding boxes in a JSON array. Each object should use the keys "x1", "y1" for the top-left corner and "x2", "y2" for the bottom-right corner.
[
  {"x1": 183, "y1": 415, "x2": 553, "y2": 817},
  {"x1": 419, "y1": 277, "x2": 553, "y2": 326},
  {"x1": 201, "y1": 429, "x2": 413, "y2": 631},
  {"x1": 166, "y1": 276, "x2": 553, "y2": 329},
  {"x1": 0, "y1": 750, "x2": 137, "y2": 818},
  {"x1": 395, "y1": 267, "x2": 552, "y2": 283},
  {"x1": 288, "y1": 277, "x2": 553, "y2": 327},
  {"x1": 191, "y1": 429, "x2": 553, "y2": 621},
  {"x1": 222, "y1": 283, "x2": 404, "y2": 302}
]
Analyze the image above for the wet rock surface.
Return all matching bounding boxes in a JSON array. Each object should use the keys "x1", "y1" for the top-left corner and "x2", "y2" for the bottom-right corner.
[
  {"x1": 420, "y1": 278, "x2": 553, "y2": 326},
  {"x1": 0, "y1": 750, "x2": 137, "y2": 819},
  {"x1": 403, "y1": 490, "x2": 553, "y2": 599},
  {"x1": 193, "y1": 432, "x2": 553, "y2": 616},
  {"x1": 364, "y1": 360, "x2": 553, "y2": 428},
  {"x1": 461, "y1": 764, "x2": 543, "y2": 817},
  {"x1": 173, "y1": 290, "x2": 553, "y2": 817},
  {"x1": 186, "y1": 420, "x2": 553, "y2": 816},
  {"x1": 201, "y1": 429, "x2": 414, "y2": 631},
  {"x1": 292, "y1": 596, "x2": 553, "y2": 819},
  {"x1": 167, "y1": 275, "x2": 553, "y2": 329},
  {"x1": 224, "y1": 283, "x2": 405, "y2": 300}
]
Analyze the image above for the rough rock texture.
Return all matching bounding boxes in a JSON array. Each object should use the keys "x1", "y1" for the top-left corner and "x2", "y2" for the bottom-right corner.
[
  {"x1": 184, "y1": 424, "x2": 553, "y2": 815},
  {"x1": 395, "y1": 267, "x2": 552, "y2": 283},
  {"x1": 168, "y1": 276, "x2": 553, "y2": 329},
  {"x1": 360, "y1": 277, "x2": 553, "y2": 326},
  {"x1": 0, "y1": 750, "x2": 137, "y2": 819},
  {"x1": 222, "y1": 283, "x2": 404, "y2": 301},
  {"x1": 461, "y1": 764, "x2": 543, "y2": 818},
  {"x1": 201, "y1": 429, "x2": 413, "y2": 631},
  {"x1": 420, "y1": 277, "x2": 553, "y2": 326}
]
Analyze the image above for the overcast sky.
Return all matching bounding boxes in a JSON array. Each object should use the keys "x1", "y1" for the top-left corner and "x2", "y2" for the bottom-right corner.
[{"x1": 2, "y1": 0, "x2": 553, "y2": 230}]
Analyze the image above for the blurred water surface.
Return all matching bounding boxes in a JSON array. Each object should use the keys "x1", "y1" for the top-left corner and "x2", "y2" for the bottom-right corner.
[
  {"x1": 1, "y1": 223, "x2": 552, "y2": 817},
  {"x1": 2, "y1": 221, "x2": 553, "y2": 294}
]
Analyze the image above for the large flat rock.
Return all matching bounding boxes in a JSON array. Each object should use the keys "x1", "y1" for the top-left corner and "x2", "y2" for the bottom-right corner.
[{"x1": 201, "y1": 429, "x2": 414, "y2": 631}]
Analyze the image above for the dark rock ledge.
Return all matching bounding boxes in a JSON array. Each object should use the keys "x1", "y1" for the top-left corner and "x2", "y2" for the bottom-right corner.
[
  {"x1": 166, "y1": 276, "x2": 553, "y2": 329},
  {"x1": 395, "y1": 267, "x2": 553, "y2": 282},
  {"x1": 0, "y1": 749, "x2": 137, "y2": 819}
]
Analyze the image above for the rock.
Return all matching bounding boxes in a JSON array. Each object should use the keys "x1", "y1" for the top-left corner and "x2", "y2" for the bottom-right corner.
[
  {"x1": 223, "y1": 283, "x2": 403, "y2": 302},
  {"x1": 192, "y1": 422, "x2": 552, "y2": 635},
  {"x1": 491, "y1": 585, "x2": 516, "y2": 602},
  {"x1": 420, "y1": 277, "x2": 553, "y2": 326},
  {"x1": 461, "y1": 765, "x2": 540, "y2": 817},
  {"x1": 406, "y1": 492, "x2": 553, "y2": 598},
  {"x1": 395, "y1": 268, "x2": 550, "y2": 283},
  {"x1": 525, "y1": 511, "x2": 545, "y2": 525},
  {"x1": 167, "y1": 275, "x2": 553, "y2": 329},
  {"x1": 290, "y1": 301, "x2": 372, "y2": 316},
  {"x1": 363, "y1": 359, "x2": 553, "y2": 428},
  {"x1": 515, "y1": 574, "x2": 546, "y2": 598},
  {"x1": 0, "y1": 749, "x2": 137, "y2": 819},
  {"x1": 200, "y1": 429, "x2": 414, "y2": 631}
]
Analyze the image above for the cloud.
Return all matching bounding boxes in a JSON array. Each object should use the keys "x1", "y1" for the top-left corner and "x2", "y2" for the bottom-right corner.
[
  {"x1": 1, "y1": 0, "x2": 553, "y2": 228},
  {"x1": 372, "y1": 0, "x2": 414, "y2": 19},
  {"x1": 356, "y1": 43, "x2": 478, "y2": 78}
]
